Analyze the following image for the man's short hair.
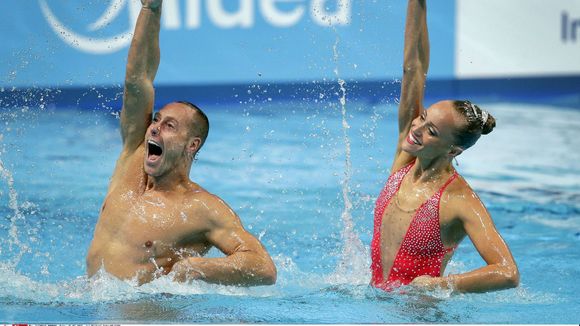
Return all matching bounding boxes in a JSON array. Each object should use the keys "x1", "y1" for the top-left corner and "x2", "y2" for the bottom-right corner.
[{"x1": 176, "y1": 101, "x2": 209, "y2": 149}]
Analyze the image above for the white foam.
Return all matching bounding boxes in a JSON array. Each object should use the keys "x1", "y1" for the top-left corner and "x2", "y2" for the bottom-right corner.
[{"x1": 525, "y1": 215, "x2": 580, "y2": 230}]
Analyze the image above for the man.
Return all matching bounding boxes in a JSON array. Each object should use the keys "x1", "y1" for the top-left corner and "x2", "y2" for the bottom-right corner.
[{"x1": 86, "y1": 0, "x2": 276, "y2": 286}]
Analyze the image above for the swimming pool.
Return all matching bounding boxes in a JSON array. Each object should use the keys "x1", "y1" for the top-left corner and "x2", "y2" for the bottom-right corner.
[{"x1": 0, "y1": 98, "x2": 579, "y2": 323}]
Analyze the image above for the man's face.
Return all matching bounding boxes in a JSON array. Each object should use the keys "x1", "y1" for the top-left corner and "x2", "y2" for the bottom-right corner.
[{"x1": 144, "y1": 103, "x2": 196, "y2": 177}]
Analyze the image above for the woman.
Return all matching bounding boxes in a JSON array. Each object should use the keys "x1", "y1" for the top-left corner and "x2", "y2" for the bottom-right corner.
[{"x1": 370, "y1": 0, "x2": 519, "y2": 293}]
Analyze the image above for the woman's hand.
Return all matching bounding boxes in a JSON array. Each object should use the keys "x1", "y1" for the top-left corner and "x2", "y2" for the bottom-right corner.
[
  {"x1": 141, "y1": 0, "x2": 162, "y2": 10},
  {"x1": 410, "y1": 275, "x2": 448, "y2": 291}
]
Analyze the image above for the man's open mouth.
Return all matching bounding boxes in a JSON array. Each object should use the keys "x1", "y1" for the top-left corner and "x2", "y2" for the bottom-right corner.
[{"x1": 147, "y1": 140, "x2": 163, "y2": 160}]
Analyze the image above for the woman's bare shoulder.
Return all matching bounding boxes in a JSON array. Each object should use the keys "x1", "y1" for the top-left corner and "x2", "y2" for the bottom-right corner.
[{"x1": 441, "y1": 173, "x2": 489, "y2": 222}]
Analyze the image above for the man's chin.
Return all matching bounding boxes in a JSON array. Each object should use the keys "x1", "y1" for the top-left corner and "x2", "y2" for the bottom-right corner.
[{"x1": 144, "y1": 162, "x2": 162, "y2": 177}]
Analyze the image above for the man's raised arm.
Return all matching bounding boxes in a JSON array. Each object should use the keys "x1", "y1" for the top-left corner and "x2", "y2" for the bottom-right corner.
[{"x1": 120, "y1": 0, "x2": 162, "y2": 153}]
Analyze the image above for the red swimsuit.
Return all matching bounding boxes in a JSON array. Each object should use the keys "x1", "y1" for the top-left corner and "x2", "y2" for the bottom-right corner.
[{"x1": 370, "y1": 161, "x2": 458, "y2": 290}]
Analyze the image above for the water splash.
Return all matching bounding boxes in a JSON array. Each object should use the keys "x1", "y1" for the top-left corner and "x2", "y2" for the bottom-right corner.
[
  {"x1": 0, "y1": 257, "x2": 297, "y2": 305},
  {"x1": 327, "y1": 35, "x2": 369, "y2": 285},
  {"x1": 0, "y1": 155, "x2": 29, "y2": 268},
  {"x1": 0, "y1": 253, "x2": 370, "y2": 305}
]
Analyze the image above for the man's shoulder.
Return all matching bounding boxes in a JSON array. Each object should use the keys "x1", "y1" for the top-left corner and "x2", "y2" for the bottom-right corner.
[
  {"x1": 183, "y1": 185, "x2": 238, "y2": 224},
  {"x1": 183, "y1": 183, "x2": 214, "y2": 204},
  {"x1": 108, "y1": 143, "x2": 147, "y2": 193},
  {"x1": 119, "y1": 141, "x2": 146, "y2": 165}
]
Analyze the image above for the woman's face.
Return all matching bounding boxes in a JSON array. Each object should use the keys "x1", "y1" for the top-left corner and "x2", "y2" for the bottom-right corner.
[{"x1": 401, "y1": 100, "x2": 466, "y2": 159}]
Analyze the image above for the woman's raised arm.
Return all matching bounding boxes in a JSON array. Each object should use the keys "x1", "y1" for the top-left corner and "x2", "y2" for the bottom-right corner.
[{"x1": 392, "y1": 0, "x2": 430, "y2": 171}]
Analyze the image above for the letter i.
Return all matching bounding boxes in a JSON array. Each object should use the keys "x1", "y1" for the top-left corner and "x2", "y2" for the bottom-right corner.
[
  {"x1": 562, "y1": 11, "x2": 568, "y2": 42},
  {"x1": 187, "y1": 0, "x2": 201, "y2": 29}
]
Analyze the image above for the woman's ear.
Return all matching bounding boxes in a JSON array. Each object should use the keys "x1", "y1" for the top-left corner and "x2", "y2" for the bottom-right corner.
[{"x1": 449, "y1": 145, "x2": 464, "y2": 158}]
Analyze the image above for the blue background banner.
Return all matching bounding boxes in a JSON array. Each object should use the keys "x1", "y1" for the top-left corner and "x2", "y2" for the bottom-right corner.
[
  {"x1": 2, "y1": 0, "x2": 579, "y2": 108},
  {"x1": 0, "y1": 0, "x2": 455, "y2": 88}
]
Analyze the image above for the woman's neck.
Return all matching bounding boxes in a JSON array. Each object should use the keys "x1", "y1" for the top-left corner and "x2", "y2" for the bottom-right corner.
[{"x1": 410, "y1": 155, "x2": 454, "y2": 183}]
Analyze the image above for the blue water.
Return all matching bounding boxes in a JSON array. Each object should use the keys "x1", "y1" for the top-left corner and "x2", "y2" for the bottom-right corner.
[{"x1": 0, "y1": 99, "x2": 579, "y2": 323}]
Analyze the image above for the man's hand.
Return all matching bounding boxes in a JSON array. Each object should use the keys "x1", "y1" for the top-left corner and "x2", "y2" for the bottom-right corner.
[
  {"x1": 171, "y1": 258, "x2": 205, "y2": 283},
  {"x1": 141, "y1": 0, "x2": 163, "y2": 9}
]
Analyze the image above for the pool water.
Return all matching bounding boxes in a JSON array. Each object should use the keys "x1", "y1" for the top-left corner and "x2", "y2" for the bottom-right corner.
[{"x1": 0, "y1": 99, "x2": 579, "y2": 323}]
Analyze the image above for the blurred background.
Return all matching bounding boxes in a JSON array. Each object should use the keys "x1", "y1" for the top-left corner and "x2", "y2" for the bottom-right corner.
[
  {"x1": 0, "y1": 1, "x2": 579, "y2": 323},
  {"x1": 1, "y1": 0, "x2": 579, "y2": 107}
]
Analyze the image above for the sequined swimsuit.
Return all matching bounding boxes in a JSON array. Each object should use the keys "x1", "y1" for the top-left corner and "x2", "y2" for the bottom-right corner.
[{"x1": 370, "y1": 161, "x2": 458, "y2": 290}]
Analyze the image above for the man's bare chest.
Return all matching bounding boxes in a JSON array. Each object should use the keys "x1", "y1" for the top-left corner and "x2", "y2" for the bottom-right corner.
[{"x1": 98, "y1": 189, "x2": 208, "y2": 247}]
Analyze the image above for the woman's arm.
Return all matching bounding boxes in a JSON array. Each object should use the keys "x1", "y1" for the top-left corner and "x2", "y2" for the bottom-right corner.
[
  {"x1": 450, "y1": 195, "x2": 519, "y2": 292},
  {"x1": 391, "y1": 0, "x2": 430, "y2": 171},
  {"x1": 412, "y1": 192, "x2": 520, "y2": 293}
]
